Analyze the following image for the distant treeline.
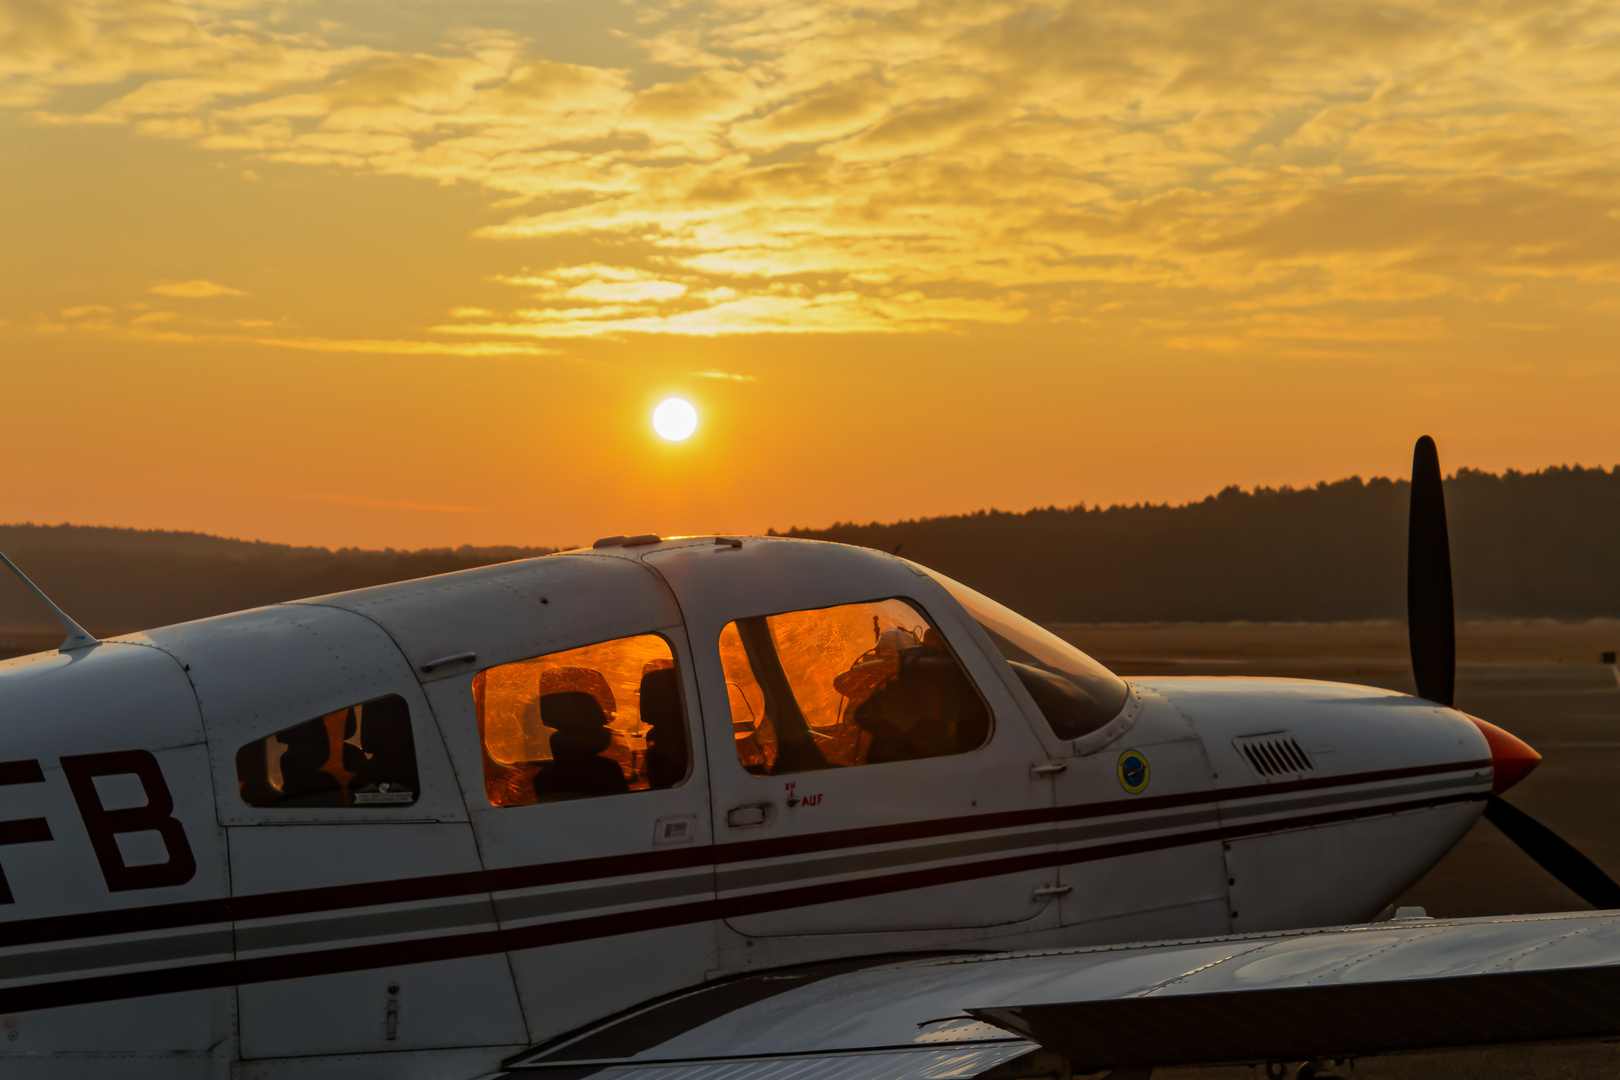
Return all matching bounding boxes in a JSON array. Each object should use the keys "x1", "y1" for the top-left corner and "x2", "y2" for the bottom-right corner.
[
  {"x1": 777, "y1": 466, "x2": 1620, "y2": 622},
  {"x1": 3, "y1": 465, "x2": 1617, "y2": 635},
  {"x1": 0, "y1": 524, "x2": 553, "y2": 636}
]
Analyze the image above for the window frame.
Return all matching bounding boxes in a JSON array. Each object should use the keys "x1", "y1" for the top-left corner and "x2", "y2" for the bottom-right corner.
[
  {"x1": 715, "y1": 594, "x2": 996, "y2": 777},
  {"x1": 234, "y1": 693, "x2": 423, "y2": 811},
  {"x1": 471, "y1": 629, "x2": 696, "y2": 808}
]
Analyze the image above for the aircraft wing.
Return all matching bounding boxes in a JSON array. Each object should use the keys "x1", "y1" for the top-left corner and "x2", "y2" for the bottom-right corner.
[{"x1": 501, "y1": 910, "x2": 1620, "y2": 1078}]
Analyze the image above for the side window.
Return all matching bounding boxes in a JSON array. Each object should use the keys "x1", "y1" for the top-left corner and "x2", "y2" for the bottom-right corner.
[
  {"x1": 236, "y1": 694, "x2": 420, "y2": 808},
  {"x1": 472, "y1": 634, "x2": 690, "y2": 807},
  {"x1": 719, "y1": 598, "x2": 990, "y2": 776}
]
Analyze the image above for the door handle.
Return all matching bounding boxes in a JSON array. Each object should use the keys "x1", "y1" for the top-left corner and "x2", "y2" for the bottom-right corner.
[
  {"x1": 1032, "y1": 884, "x2": 1073, "y2": 900},
  {"x1": 726, "y1": 804, "x2": 772, "y2": 828},
  {"x1": 1030, "y1": 762, "x2": 1068, "y2": 778}
]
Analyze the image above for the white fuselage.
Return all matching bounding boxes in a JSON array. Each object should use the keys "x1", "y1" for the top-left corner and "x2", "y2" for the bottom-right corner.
[{"x1": 0, "y1": 537, "x2": 1491, "y2": 1078}]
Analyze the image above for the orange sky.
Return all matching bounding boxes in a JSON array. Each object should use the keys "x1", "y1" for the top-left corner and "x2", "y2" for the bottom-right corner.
[{"x1": 4, "y1": 0, "x2": 1620, "y2": 549}]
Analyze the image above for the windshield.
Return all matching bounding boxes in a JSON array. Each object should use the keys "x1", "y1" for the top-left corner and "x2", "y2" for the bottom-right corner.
[{"x1": 915, "y1": 565, "x2": 1129, "y2": 740}]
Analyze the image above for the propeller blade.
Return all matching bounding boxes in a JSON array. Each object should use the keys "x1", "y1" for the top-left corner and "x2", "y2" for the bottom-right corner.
[
  {"x1": 1484, "y1": 795, "x2": 1620, "y2": 910},
  {"x1": 1407, "y1": 435, "x2": 1456, "y2": 707},
  {"x1": 1404, "y1": 439, "x2": 1616, "y2": 908}
]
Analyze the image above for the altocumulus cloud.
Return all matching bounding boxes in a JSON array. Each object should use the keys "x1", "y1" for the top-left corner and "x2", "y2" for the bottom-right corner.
[{"x1": 8, "y1": 0, "x2": 1620, "y2": 352}]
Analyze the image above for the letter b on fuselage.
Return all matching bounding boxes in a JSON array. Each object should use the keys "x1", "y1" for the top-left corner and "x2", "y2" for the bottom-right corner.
[{"x1": 61, "y1": 750, "x2": 197, "y2": 892}]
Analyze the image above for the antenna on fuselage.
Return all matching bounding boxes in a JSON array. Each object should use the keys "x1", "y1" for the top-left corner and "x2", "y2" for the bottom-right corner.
[{"x1": 0, "y1": 551, "x2": 98, "y2": 651}]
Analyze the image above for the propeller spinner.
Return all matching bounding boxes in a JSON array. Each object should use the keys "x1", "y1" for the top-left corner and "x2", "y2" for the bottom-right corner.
[{"x1": 1406, "y1": 435, "x2": 1620, "y2": 909}]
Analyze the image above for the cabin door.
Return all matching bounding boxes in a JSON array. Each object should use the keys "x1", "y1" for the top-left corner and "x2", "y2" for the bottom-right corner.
[
  {"x1": 645, "y1": 542, "x2": 1060, "y2": 956},
  {"x1": 327, "y1": 553, "x2": 721, "y2": 1047}
]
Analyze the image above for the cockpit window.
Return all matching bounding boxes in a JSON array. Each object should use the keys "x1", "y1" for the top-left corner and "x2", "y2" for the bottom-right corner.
[
  {"x1": 914, "y1": 566, "x2": 1129, "y2": 740},
  {"x1": 473, "y1": 634, "x2": 690, "y2": 807},
  {"x1": 236, "y1": 694, "x2": 420, "y2": 808},
  {"x1": 719, "y1": 599, "x2": 990, "y2": 775}
]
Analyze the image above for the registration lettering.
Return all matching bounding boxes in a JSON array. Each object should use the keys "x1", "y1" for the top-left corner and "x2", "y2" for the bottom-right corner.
[{"x1": 60, "y1": 750, "x2": 198, "y2": 892}]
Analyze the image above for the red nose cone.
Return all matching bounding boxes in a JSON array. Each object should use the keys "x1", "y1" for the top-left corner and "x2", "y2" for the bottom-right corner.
[{"x1": 1468, "y1": 716, "x2": 1542, "y2": 795}]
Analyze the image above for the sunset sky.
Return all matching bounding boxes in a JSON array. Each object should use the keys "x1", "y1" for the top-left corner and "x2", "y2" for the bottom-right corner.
[{"x1": 4, "y1": 0, "x2": 1620, "y2": 549}]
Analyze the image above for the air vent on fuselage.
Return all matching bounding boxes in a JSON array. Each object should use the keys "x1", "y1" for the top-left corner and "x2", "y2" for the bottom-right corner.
[{"x1": 1234, "y1": 732, "x2": 1314, "y2": 779}]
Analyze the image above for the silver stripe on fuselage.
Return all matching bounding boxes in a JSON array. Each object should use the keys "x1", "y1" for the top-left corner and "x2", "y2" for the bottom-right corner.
[
  {"x1": 717, "y1": 828, "x2": 1058, "y2": 894},
  {"x1": 0, "y1": 769, "x2": 1487, "y2": 983},
  {"x1": 1215, "y1": 773, "x2": 1487, "y2": 823},
  {"x1": 496, "y1": 871, "x2": 716, "y2": 925},
  {"x1": 721, "y1": 776, "x2": 1488, "y2": 893},
  {"x1": 0, "y1": 928, "x2": 232, "y2": 983},
  {"x1": 236, "y1": 898, "x2": 499, "y2": 954}
]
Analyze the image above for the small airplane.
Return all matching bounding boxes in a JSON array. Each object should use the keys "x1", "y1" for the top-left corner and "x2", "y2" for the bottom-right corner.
[{"x1": 1, "y1": 436, "x2": 1618, "y2": 1080}]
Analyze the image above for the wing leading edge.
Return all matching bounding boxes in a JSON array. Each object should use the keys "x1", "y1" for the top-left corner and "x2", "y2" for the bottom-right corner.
[{"x1": 495, "y1": 911, "x2": 1620, "y2": 1079}]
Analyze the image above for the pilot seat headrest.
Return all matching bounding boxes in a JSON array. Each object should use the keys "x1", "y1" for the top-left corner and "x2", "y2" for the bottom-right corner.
[{"x1": 541, "y1": 691, "x2": 614, "y2": 754}]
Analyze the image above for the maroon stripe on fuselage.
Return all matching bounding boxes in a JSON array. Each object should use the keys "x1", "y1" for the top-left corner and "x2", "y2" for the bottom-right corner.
[
  {"x1": 0, "y1": 758, "x2": 1489, "y2": 950},
  {"x1": 0, "y1": 789, "x2": 1486, "y2": 1015}
]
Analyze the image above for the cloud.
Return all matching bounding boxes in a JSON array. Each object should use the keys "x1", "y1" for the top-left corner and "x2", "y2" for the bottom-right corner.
[
  {"x1": 625, "y1": 69, "x2": 756, "y2": 123},
  {"x1": 439, "y1": 288, "x2": 1025, "y2": 338},
  {"x1": 249, "y1": 335, "x2": 554, "y2": 357},
  {"x1": 10, "y1": 0, "x2": 1620, "y2": 351},
  {"x1": 32, "y1": 301, "x2": 557, "y2": 356},
  {"x1": 731, "y1": 79, "x2": 891, "y2": 150},
  {"x1": 692, "y1": 370, "x2": 758, "y2": 381},
  {"x1": 567, "y1": 279, "x2": 687, "y2": 303},
  {"x1": 150, "y1": 280, "x2": 247, "y2": 298}
]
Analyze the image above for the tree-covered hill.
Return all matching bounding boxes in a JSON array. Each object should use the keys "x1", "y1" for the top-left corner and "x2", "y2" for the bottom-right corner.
[
  {"x1": 3, "y1": 464, "x2": 1617, "y2": 637},
  {"x1": 0, "y1": 524, "x2": 553, "y2": 636},
  {"x1": 777, "y1": 466, "x2": 1620, "y2": 622}
]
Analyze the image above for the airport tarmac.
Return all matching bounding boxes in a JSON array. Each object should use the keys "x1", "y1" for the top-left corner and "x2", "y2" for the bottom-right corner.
[{"x1": 1055, "y1": 620, "x2": 1620, "y2": 1079}]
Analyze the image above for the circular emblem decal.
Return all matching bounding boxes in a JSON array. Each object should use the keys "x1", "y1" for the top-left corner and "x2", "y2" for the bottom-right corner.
[{"x1": 1117, "y1": 749, "x2": 1150, "y2": 794}]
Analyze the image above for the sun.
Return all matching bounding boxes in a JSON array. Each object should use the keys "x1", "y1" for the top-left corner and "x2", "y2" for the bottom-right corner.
[{"x1": 652, "y1": 398, "x2": 698, "y2": 441}]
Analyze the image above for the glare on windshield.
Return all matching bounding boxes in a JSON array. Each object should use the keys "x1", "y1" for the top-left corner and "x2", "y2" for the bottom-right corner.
[{"x1": 915, "y1": 565, "x2": 1129, "y2": 740}]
